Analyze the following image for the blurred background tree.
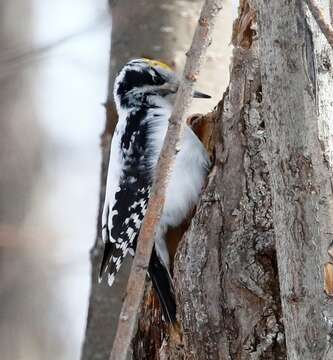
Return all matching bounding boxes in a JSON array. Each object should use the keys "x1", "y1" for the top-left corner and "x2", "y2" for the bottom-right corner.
[{"x1": 0, "y1": 0, "x2": 109, "y2": 359}]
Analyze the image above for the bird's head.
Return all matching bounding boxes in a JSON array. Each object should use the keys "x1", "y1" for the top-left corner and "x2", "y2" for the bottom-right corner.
[{"x1": 114, "y1": 58, "x2": 210, "y2": 109}]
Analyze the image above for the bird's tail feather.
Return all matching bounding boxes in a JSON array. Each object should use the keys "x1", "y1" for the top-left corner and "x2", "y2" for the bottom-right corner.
[
  {"x1": 148, "y1": 248, "x2": 177, "y2": 323},
  {"x1": 99, "y1": 240, "x2": 112, "y2": 281}
]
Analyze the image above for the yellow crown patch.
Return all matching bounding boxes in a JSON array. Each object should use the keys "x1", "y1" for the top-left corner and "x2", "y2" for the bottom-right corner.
[{"x1": 143, "y1": 58, "x2": 172, "y2": 71}]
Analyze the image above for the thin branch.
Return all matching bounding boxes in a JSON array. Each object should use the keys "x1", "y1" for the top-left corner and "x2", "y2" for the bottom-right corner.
[
  {"x1": 108, "y1": 1, "x2": 223, "y2": 359},
  {"x1": 305, "y1": 0, "x2": 333, "y2": 50}
]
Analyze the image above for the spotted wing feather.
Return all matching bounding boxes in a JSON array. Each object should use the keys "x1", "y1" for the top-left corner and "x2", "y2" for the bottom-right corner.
[
  {"x1": 100, "y1": 182, "x2": 150, "y2": 285},
  {"x1": 99, "y1": 108, "x2": 152, "y2": 286}
]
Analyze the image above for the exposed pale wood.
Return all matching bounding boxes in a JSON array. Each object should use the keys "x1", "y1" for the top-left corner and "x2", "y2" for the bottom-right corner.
[
  {"x1": 306, "y1": 0, "x2": 333, "y2": 50},
  {"x1": 324, "y1": 263, "x2": 333, "y2": 296},
  {"x1": 109, "y1": 1, "x2": 223, "y2": 359},
  {"x1": 256, "y1": 0, "x2": 333, "y2": 358}
]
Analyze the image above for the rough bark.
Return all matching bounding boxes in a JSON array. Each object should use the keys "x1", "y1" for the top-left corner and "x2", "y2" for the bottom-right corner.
[
  {"x1": 256, "y1": 0, "x2": 333, "y2": 358},
  {"x1": 81, "y1": 1, "x2": 201, "y2": 359},
  {"x1": 84, "y1": 1, "x2": 333, "y2": 359},
  {"x1": 133, "y1": 1, "x2": 286, "y2": 359},
  {"x1": 173, "y1": 1, "x2": 333, "y2": 357},
  {"x1": 175, "y1": 2, "x2": 286, "y2": 359}
]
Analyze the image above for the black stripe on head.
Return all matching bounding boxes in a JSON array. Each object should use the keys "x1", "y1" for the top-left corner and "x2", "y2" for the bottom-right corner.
[{"x1": 117, "y1": 68, "x2": 165, "y2": 98}]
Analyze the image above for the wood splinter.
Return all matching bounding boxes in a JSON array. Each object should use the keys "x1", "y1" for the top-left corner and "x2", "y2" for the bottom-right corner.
[{"x1": 324, "y1": 262, "x2": 333, "y2": 296}]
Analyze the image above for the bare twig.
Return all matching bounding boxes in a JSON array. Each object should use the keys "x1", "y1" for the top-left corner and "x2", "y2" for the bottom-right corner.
[
  {"x1": 108, "y1": 1, "x2": 223, "y2": 359},
  {"x1": 305, "y1": 0, "x2": 333, "y2": 50}
]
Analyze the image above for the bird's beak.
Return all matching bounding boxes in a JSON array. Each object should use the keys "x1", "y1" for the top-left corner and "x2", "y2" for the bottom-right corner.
[{"x1": 193, "y1": 90, "x2": 211, "y2": 99}]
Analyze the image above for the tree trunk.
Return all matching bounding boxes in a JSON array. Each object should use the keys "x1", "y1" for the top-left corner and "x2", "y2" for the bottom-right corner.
[
  {"x1": 133, "y1": 0, "x2": 333, "y2": 359},
  {"x1": 84, "y1": 0, "x2": 333, "y2": 359},
  {"x1": 133, "y1": 1, "x2": 285, "y2": 358},
  {"x1": 175, "y1": 2, "x2": 286, "y2": 358},
  {"x1": 256, "y1": 0, "x2": 333, "y2": 358}
]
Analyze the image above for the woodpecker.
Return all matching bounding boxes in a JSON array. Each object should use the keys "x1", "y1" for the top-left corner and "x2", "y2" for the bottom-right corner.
[{"x1": 99, "y1": 58, "x2": 210, "y2": 323}]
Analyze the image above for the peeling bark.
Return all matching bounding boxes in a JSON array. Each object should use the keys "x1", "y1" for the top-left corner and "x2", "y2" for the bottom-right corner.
[
  {"x1": 175, "y1": 7, "x2": 285, "y2": 360},
  {"x1": 133, "y1": 2, "x2": 286, "y2": 359}
]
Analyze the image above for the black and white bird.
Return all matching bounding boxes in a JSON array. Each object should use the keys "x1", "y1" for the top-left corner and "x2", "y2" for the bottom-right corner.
[{"x1": 99, "y1": 58, "x2": 210, "y2": 323}]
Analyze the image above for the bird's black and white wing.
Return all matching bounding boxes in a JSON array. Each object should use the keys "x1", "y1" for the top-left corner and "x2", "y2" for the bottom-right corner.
[{"x1": 99, "y1": 111, "x2": 152, "y2": 286}]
